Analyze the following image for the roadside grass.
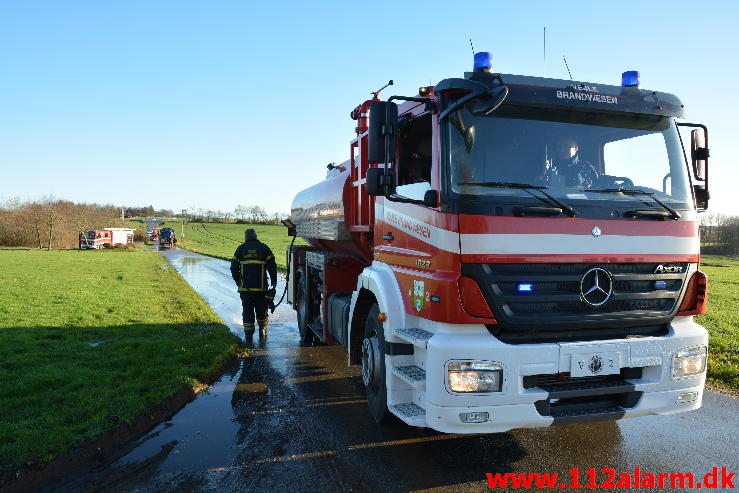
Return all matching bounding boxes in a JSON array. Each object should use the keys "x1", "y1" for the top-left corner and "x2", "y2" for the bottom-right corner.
[
  {"x1": 160, "y1": 221, "x2": 304, "y2": 270},
  {"x1": 697, "y1": 255, "x2": 738, "y2": 391},
  {"x1": 0, "y1": 249, "x2": 241, "y2": 472}
]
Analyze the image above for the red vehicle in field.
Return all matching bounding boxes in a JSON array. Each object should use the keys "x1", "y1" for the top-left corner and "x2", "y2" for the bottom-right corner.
[
  {"x1": 79, "y1": 228, "x2": 135, "y2": 249},
  {"x1": 286, "y1": 54, "x2": 710, "y2": 433}
]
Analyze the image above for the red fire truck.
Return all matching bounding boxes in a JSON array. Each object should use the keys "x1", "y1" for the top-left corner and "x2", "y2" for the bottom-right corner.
[
  {"x1": 79, "y1": 228, "x2": 135, "y2": 249},
  {"x1": 286, "y1": 54, "x2": 710, "y2": 433}
]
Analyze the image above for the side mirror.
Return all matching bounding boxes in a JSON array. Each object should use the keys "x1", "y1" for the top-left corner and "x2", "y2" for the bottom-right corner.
[
  {"x1": 691, "y1": 128, "x2": 708, "y2": 181},
  {"x1": 423, "y1": 189, "x2": 439, "y2": 207},
  {"x1": 368, "y1": 101, "x2": 398, "y2": 164},
  {"x1": 365, "y1": 167, "x2": 395, "y2": 196},
  {"x1": 365, "y1": 167, "x2": 383, "y2": 196},
  {"x1": 690, "y1": 127, "x2": 709, "y2": 211},
  {"x1": 694, "y1": 185, "x2": 709, "y2": 212}
]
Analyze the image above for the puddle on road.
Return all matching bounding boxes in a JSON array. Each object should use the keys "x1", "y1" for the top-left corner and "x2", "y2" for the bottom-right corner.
[
  {"x1": 71, "y1": 320, "x2": 351, "y2": 491},
  {"x1": 100, "y1": 362, "x2": 244, "y2": 479},
  {"x1": 160, "y1": 250, "x2": 295, "y2": 340}
]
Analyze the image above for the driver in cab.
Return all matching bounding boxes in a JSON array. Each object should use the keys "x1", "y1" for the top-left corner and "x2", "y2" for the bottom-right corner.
[{"x1": 545, "y1": 137, "x2": 599, "y2": 188}]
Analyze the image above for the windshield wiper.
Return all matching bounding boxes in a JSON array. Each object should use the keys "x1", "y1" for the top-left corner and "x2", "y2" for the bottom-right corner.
[
  {"x1": 581, "y1": 188, "x2": 681, "y2": 220},
  {"x1": 459, "y1": 181, "x2": 576, "y2": 217}
]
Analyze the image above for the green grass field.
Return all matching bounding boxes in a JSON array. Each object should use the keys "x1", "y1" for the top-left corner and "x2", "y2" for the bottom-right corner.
[
  {"x1": 161, "y1": 221, "x2": 304, "y2": 270},
  {"x1": 0, "y1": 249, "x2": 241, "y2": 472},
  {"x1": 697, "y1": 255, "x2": 739, "y2": 391}
]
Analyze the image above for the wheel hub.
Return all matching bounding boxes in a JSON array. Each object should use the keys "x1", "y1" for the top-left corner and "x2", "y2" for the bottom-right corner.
[{"x1": 361, "y1": 336, "x2": 381, "y2": 389}]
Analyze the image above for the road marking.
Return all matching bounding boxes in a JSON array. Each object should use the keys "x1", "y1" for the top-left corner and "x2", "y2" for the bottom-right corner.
[
  {"x1": 254, "y1": 450, "x2": 338, "y2": 464},
  {"x1": 208, "y1": 450, "x2": 339, "y2": 470},
  {"x1": 348, "y1": 433, "x2": 477, "y2": 450},
  {"x1": 207, "y1": 433, "x2": 477, "y2": 472},
  {"x1": 248, "y1": 399, "x2": 367, "y2": 415}
]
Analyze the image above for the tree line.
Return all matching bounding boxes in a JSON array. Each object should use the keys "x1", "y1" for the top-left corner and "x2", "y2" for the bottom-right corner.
[
  {"x1": 0, "y1": 198, "x2": 122, "y2": 250},
  {"x1": 124, "y1": 205, "x2": 174, "y2": 218},
  {"x1": 699, "y1": 213, "x2": 739, "y2": 256},
  {"x1": 184, "y1": 205, "x2": 288, "y2": 224},
  {"x1": 0, "y1": 198, "x2": 290, "y2": 250}
]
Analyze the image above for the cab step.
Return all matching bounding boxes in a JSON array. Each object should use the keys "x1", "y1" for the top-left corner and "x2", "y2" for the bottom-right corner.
[
  {"x1": 394, "y1": 327, "x2": 433, "y2": 348},
  {"x1": 392, "y1": 365, "x2": 426, "y2": 389},
  {"x1": 389, "y1": 402, "x2": 426, "y2": 427}
]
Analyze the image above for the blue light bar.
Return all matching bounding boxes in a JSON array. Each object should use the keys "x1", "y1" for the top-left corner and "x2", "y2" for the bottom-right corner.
[
  {"x1": 474, "y1": 52, "x2": 493, "y2": 72},
  {"x1": 621, "y1": 70, "x2": 640, "y2": 87},
  {"x1": 517, "y1": 283, "x2": 534, "y2": 293}
]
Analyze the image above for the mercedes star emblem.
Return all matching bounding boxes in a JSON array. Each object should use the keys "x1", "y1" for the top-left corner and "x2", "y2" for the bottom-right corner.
[
  {"x1": 589, "y1": 355, "x2": 604, "y2": 374},
  {"x1": 591, "y1": 226, "x2": 602, "y2": 237},
  {"x1": 580, "y1": 267, "x2": 613, "y2": 306}
]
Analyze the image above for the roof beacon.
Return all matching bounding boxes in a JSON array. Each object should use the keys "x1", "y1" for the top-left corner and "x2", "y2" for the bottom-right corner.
[
  {"x1": 474, "y1": 52, "x2": 493, "y2": 73},
  {"x1": 621, "y1": 70, "x2": 640, "y2": 88}
]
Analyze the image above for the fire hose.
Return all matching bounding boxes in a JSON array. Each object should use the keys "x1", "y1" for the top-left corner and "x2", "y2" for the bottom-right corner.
[{"x1": 269, "y1": 235, "x2": 296, "y2": 313}]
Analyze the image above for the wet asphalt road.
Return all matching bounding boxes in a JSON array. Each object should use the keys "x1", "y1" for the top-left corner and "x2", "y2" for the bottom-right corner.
[{"x1": 63, "y1": 248, "x2": 737, "y2": 492}]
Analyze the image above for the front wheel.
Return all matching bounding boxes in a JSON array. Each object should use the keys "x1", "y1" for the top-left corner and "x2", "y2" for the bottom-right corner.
[
  {"x1": 295, "y1": 269, "x2": 313, "y2": 344},
  {"x1": 362, "y1": 303, "x2": 389, "y2": 423}
]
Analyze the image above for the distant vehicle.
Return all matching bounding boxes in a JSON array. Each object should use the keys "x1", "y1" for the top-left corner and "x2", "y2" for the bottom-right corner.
[
  {"x1": 146, "y1": 229, "x2": 154, "y2": 236},
  {"x1": 159, "y1": 227, "x2": 177, "y2": 246},
  {"x1": 79, "y1": 228, "x2": 135, "y2": 249}
]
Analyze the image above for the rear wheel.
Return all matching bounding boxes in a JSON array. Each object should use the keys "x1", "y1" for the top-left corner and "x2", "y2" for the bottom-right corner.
[
  {"x1": 296, "y1": 269, "x2": 313, "y2": 344},
  {"x1": 362, "y1": 303, "x2": 389, "y2": 423}
]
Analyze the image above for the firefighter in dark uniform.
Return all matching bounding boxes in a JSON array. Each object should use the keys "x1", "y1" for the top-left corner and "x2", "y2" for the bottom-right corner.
[
  {"x1": 545, "y1": 137, "x2": 600, "y2": 188},
  {"x1": 230, "y1": 229, "x2": 277, "y2": 336}
]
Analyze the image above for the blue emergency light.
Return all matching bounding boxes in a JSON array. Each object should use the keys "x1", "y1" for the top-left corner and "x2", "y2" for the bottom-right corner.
[
  {"x1": 517, "y1": 283, "x2": 534, "y2": 293},
  {"x1": 474, "y1": 52, "x2": 493, "y2": 72},
  {"x1": 621, "y1": 70, "x2": 640, "y2": 87}
]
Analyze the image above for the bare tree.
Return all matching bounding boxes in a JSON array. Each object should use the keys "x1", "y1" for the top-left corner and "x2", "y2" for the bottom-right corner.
[
  {"x1": 27, "y1": 202, "x2": 46, "y2": 250},
  {"x1": 0, "y1": 198, "x2": 119, "y2": 249},
  {"x1": 41, "y1": 198, "x2": 63, "y2": 251}
]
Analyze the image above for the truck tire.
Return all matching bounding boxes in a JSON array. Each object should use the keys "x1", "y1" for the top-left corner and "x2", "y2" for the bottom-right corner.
[
  {"x1": 362, "y1": 303, "x2": 389, "y2": 423},
  {"x1": 296, "y1": 269, "x2": 313, "y2": 344}
]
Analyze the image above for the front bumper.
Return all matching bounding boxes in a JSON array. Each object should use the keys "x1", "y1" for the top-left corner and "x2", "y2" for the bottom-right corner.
[
  {"x1": 416, "y1": 317, "x2": 707, "y2": 433},
  {"x1": 425, "y1": 385, "x2": 703, "y2": 433}
]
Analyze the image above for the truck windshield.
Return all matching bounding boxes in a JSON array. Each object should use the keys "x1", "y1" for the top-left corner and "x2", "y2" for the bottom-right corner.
[{"x1": 444, "y1": 103, "x2": 693, "y2": 212}]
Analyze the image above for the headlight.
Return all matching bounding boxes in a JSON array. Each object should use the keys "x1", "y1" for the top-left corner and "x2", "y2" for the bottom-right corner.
[
  {"x1": 672, "y1": 346, "x2": 707, "y2": 379},
  {"x1": 447, "y1": 361, "x2": 503, "y2": 393}
]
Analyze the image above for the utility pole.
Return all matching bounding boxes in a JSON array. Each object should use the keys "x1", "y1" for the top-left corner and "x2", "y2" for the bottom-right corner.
[{"x1": 181, "y1": 209, "x2": 187, "y2": 239}]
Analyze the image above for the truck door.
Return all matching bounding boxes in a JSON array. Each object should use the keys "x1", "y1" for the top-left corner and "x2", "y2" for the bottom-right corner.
[{"x1": 375, "y1": 111, "x2": 461, "y2": 320}]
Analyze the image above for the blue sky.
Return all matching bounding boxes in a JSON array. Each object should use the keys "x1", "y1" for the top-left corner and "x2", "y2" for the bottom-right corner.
[{"x1": 1, "y1": 0, "x2": 737, "y2": 215}]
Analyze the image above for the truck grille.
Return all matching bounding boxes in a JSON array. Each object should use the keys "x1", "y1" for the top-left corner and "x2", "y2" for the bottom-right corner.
[
  {"x1": 462, "y1": 263, "x2": 690, "y2": 339},
  {"x1": 528, "y1": 368, "x2": 644, "y2": 423},
  {"x1": 523, "y1": 368, "x2": 643, "y2": 390}
]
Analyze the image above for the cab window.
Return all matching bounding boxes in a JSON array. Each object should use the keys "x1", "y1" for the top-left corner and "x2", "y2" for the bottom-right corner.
[{"x1": 396, "y1": 113, "x2": 432, "y2": 201}]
